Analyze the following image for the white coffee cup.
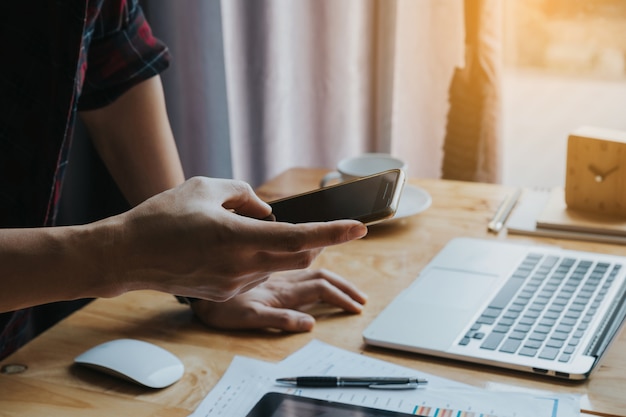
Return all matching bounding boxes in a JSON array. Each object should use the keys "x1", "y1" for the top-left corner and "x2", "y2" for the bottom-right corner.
[{"x1": 320, "y1": 153, "x2": 407, "y2": 187}]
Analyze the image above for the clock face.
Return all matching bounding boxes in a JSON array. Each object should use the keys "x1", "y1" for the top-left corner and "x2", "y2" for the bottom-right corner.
[{"x1": 565, "y1": 135, "x2": 626, "y2": 217}]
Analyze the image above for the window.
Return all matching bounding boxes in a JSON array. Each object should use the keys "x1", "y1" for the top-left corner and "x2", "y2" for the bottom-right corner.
[{"x1": 502, "y1": 0, "x2": 626, "y2": 187}]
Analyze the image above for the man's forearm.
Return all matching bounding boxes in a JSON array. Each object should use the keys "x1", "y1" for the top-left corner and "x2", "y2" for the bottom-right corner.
[
  {"x1": 79, "y1": 75, "x2": 185, "y2": 206},
  {"x1": 0, "y1": 221, "x2": 121, "y2": 312}
]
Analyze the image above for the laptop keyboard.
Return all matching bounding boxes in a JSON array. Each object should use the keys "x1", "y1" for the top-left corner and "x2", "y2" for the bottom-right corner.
[{"x1": 459, "y1": 252, "x2": 622, "y2": 363}]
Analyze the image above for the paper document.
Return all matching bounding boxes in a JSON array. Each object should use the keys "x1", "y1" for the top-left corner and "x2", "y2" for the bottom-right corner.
[
  {"x1": 189, "y1": 340, "x2": 579, "y2": 417},
  {"x1": 537, "y1": 188, "x2": 626, "y2": 236},
  {"x1": 506, "y1": 188, "x2": 626, "y2": 245}
]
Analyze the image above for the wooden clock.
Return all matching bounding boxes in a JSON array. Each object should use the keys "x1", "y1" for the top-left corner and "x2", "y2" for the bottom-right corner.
[{"x1": 565, "y1": 126, "x2": 626, "y2": 218}]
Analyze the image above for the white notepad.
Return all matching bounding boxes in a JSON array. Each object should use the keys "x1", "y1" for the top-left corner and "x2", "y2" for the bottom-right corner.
[{"x1": 506, "y1": 188, "x2": 626, "y2": 245}]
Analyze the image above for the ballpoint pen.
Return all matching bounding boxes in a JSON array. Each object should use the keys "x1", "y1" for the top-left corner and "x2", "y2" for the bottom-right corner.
[
  {"x1": 488, "y1": 187, "x2": 522, "y2": 233},
  {"x1": 276, "y1": 376, "x2": 428, "y2": 389}
]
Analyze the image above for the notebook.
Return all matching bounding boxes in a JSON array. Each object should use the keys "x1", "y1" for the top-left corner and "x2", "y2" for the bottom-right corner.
[
  {"x1": 363, "y1": 237, "x2": 626, "y2": 380},
  {"x1": 536, "y1": 188, "x2": 626, "y2": 236},
  {"x1": 506, "y1": 188, "x2": 626, "y2": 245}
]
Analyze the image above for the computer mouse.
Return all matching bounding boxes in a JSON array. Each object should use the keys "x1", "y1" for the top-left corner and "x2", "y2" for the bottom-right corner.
[{"x1": 74, "y1": 338, "x2": 184, "y2": 389}]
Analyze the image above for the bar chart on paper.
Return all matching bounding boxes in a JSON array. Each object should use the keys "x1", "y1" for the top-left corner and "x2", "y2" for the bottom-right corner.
[{"x1": 413, "y1": 405, "x2": 496, "y2": 417}]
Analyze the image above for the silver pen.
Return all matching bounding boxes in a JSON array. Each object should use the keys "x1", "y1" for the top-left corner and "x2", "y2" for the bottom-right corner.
[
  {"x1": 276, "y1": 376, "x2": 428, "y2": 389},
  {"x1": 488, "y1": 188, "x2": 522, "y2": 233}
]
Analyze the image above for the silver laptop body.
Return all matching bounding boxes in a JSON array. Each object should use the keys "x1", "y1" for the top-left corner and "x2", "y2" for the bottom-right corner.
[{"x1": 363, "y1": 237, "x2": 626, "y2": 380}]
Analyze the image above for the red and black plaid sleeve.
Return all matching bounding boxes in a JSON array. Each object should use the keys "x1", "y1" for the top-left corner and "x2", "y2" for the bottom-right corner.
[{"x1": 78, "y1": 0, "x2": 171, "y2": 110}]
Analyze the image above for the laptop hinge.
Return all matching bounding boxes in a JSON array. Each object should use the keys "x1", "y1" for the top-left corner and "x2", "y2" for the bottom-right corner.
[{"x1": 585, "y1": 280, "x2": 626, "y2": 358}]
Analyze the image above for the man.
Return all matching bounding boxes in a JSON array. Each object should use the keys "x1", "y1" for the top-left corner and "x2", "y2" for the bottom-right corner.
[{"x1": 0, "y1": 0, "x2": 367, "y2": 359}]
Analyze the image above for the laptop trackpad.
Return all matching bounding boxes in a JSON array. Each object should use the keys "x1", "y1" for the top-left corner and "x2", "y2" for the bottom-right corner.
[{"x1": 365, "y1": 267, "x2": 499, "y2": 351}]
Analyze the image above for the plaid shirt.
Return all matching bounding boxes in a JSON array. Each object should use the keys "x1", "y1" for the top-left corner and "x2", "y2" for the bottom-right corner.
[{"x1": 0, "y1": 0, "x2": 170, "y2": 359}]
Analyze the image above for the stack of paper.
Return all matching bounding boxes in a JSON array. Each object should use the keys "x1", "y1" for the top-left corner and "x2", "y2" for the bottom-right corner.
[
  {"x1": 506, "y1": 187, "x2": 626, "y2": 245},
  {"x1": 536, "y1": 188, "x2": 626, "y2": 235},
  {"x1": 188, "y1": 340, "x2": 579, "y2": 417}
]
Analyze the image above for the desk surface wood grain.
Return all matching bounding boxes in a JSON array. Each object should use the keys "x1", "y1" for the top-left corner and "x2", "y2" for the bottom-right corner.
[{"x1": 1, "y1": 168, "x2": 624, "y2": 416}]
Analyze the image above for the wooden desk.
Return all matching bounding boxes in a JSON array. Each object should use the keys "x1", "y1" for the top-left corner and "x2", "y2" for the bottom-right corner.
[{"x1": 1, "y1": 168, "x2": 624, "y2": 416}]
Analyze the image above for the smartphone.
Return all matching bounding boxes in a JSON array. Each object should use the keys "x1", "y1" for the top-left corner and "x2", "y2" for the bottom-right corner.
[
  {"x1": 245, "y1": 392, "x2": 424, "y2": 417},
  {"x1": 268, "y1": 169, "x2": 405, "y2": 225}
]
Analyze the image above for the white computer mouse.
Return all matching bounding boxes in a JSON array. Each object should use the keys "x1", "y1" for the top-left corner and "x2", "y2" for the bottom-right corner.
[{"x1": 74, "y1": 338, "x2": 184, "y2": 389}]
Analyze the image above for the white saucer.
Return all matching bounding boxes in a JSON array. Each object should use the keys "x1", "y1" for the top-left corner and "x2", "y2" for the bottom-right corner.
[{"x1": 392, "y1": 184, "x2": 432, "y2": 221}]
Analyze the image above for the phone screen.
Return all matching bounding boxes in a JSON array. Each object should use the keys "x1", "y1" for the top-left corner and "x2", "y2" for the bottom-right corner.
[
  {"x1": 246, "y1": 392, "x2": 424, "y2": 417},
  {"x1": 269, "y1": 169, "x2": 404, "y2": 225}
]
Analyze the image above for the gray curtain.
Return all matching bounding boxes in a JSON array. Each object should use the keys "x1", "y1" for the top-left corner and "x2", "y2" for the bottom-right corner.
[
  {"x1": 144, "y1": 0, "x2": 233, "y2": 180},
  {"x1": 145, "y1": 0, "x2": 474, "y2": 188}
]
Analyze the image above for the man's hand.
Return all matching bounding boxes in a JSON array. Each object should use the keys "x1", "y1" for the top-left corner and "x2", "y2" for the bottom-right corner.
[
  {"x1": 189, "y1": 269, "x2": 368, "y2": 332},
  {"x1": 100, "y1": 177, "x2": 367, "y2": 302}
]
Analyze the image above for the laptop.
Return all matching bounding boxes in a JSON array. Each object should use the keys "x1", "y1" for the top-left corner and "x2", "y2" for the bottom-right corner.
[{"x1": 362, "y1": 237, "x2": 626, "y2": 380}]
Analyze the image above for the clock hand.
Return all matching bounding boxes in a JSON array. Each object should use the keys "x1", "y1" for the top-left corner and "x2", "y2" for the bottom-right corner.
[
  {"x1": 602, "y1": 165, "x2": 619, "y2": 178},
  {"x1": 588, "y1": 164, "x2": 604, "y2": 182},
  {"x1": 588, "y1": 164, "x2": 620, "y2": 183}
]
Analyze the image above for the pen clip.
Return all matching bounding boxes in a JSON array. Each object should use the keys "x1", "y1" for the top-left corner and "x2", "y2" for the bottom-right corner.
[{"x1": 368, "y1": 382, "x2": 419, "y2": 390}]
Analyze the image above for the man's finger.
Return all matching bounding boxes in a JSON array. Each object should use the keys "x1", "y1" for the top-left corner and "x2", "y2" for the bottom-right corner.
[
  {"x1": 273, "y1": 279, "x2": 365, "y2": 313},
  {"x1": 242, "y1": 305, "x2": 316, "y2": 332},
  {"x1": 297, "y1": 268, "x2": 368, "y2": 305},
  {"x1": 235, "y1": 219, "x2": 368, "y2": 252}
]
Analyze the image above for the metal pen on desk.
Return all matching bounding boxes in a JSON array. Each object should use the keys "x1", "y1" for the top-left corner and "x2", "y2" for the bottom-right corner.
[
  {"x1": 276, "y1": 376, "x2": 428, "y2": 390},
  {"x1": 487, "y1": 188, "x2": 522, "y2": 233}
]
